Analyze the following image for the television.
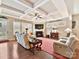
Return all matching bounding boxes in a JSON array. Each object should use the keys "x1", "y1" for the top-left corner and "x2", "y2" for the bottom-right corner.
[{"x1": 35, "y1": 24, "x2": 44, "y2": 29}]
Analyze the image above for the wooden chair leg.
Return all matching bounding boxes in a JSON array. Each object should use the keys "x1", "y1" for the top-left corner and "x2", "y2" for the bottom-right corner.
[{"x1": 29, "y1": 48, "x2": 35, "y2": 55}]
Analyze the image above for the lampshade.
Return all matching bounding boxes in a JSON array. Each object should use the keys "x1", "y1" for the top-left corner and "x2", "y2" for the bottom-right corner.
[{"x1": 65, "y1": 28, "x2": 72, "y2": 33}]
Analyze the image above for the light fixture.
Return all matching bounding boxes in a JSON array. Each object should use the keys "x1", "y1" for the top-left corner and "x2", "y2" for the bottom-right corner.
[{"x1": 65, "y1": 28, "x2": 72, "y2": 33}]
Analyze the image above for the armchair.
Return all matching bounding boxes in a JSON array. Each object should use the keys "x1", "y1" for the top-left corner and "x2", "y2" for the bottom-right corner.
[
  {"x1": 53, "y1": 36, "x2": 77, "y2": 58},
  {"x1": 15, "y1": 32, "x2": 30, "y2": 49}
]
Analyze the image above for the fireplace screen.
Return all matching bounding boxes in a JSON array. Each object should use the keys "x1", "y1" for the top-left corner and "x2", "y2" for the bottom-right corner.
[{"x1": 36, "y1": 31, "x2": 43, "y2": 37}]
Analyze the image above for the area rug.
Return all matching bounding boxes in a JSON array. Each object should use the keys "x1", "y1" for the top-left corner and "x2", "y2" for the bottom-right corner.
[
  {"x1": 37, "y1": 37, "x2": 67, "y2": 59},
  {"x1": 72, "y1": 49, "x2": 79, "y2": 59}
]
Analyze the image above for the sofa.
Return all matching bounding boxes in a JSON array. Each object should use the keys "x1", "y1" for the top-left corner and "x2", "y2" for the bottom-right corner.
[{"x1": 53, "y1": 35, "x2": 78, "y2": 58}]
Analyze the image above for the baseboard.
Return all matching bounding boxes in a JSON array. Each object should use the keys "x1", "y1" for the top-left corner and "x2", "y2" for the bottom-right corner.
[
  {"x1": 0, "y1": 40, "x2": 9, "y2": 43},
  {"x1": 0, "y1": 39, "x2": 16, "y2": 43}
]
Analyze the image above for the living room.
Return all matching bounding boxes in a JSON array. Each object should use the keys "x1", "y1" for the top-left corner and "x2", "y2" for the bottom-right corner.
[{"x1": 0, "y1": 0, "x2": 79, "y2": 59}]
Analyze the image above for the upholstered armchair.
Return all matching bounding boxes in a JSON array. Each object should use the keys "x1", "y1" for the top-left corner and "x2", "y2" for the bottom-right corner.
[
  {"x1": 15, "y1": 32, "x2": 42, "y2": 51},
  {"x1": 15, "y1": 32, "x2": 30, "y2": 49},
  {"x1": 53, "y1": 36, "x2": 77, "y2": 58}
]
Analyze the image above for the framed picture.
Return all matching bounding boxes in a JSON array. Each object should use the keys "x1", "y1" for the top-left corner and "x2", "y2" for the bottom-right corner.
[
  {"x1": 35, "y1": 24, "x2": 44, "y2": 29},
  {"x1": 72, "y1": 21, "x2": 76, "y2": 29}
]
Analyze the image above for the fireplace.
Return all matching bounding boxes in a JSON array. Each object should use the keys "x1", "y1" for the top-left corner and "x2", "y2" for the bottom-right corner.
[{"x1": 36, "y1": 31, "x2": 43, "y2": 37}]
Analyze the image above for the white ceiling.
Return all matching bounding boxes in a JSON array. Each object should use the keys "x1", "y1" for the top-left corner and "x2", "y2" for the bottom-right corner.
[
  {"x1": 73, "y1": 0, "x2": 79, "y2": 14},
  {"x1": 0, "y1": 0, "x2": 77, "y2": 21}
]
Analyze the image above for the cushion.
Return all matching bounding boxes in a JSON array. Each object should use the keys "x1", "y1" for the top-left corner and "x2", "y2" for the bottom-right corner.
[{"x1": 66, "y1": 36, "x2": 75, "y2": 47}]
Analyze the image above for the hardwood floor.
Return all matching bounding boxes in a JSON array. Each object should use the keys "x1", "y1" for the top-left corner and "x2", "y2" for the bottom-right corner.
[
  {"x1": 0, "y1": 40, "x2": 79, "y2": 59},
  {"x1": 72, "y1": 41, "x2": 79, "y2": 59},
  {"x1": 0, "y1": 41, "x2": 53, "y2": 59}
]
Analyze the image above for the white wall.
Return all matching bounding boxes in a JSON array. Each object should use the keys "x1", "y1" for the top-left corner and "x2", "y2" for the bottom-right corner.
[
  {"x1": 46, "y1": 17, "x2": 72, "y2": 38},
  {"x1": 0, "y1": 16, "x2": 33, "y2": 40},
  {"x1": 72, "y1": 14, "x2": 79, "y2": 38},
  {"x1": 21, "y1": 22, "x2": 33, "y2": 33},
  {"x1": 32, "y1": 17, "x2": 72, "y2": 38}
]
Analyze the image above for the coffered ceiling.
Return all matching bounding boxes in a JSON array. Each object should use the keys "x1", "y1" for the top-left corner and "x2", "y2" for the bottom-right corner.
[
  {"x1": 73, "y1": 0, "x2": 79, "y2": 15},
  {"x1": 0, "y1": 0, "x2": 75, "y2": 21}
]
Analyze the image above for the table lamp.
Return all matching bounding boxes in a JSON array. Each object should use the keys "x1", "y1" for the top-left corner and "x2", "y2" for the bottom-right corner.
[{"x1": 65, "y1": 28, "x2": 72, "y2": 37}]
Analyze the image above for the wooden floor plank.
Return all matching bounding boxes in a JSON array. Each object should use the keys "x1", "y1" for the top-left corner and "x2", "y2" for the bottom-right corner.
[
  {"x1": 0, "y1": 42, "x2": 53, "y2": 59},
  {"x1": 0, "y1": 40, "x2": 79, "y2": 59}
]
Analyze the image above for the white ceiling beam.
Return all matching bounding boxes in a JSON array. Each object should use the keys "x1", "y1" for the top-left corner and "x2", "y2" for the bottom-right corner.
[
  {"x1": 64, "y1": 0, "x2": 73, "y2": 15},
  {"x1": 18, "y1": 0, "x2": 33, "y2": 8},
  {"x1": 1, "y1": 4, "x2": 24, "y2": 14},
  {"x1": 20, "y1": 0, "x2": 49, "y2": 18},
  {"x1": 38, "y1": 8, "x2": 48, "y2": 14},
  {"x1": 1, "y1": 14, "x2": 20, "y2": 19},
  {"x1": 0, "y1": 0, "x2": 1, "y2": 5},
  {"x1": 0, "y1": 0, "x2": 2, "y2": 14},
  {"x1": 1, "y1": 7, "x2": 23, "y2": 16},
  {"x1": 34, "y1": 0, "x2": 48, "y2": 9},
  {"x1": 43, "y1": 11, "x2": 60, "y2": 20},
  {"x1": 51, "y1": 0, "x2": 69, "y2": 17},
  {"x1": 1, "y1": 7, "x2": 22, "y2": 17},
  {"x1": 1, "y1": 14, "x2": 32, "y2": 23},
  {"x1": 0, "y1": 8, "x2": 1, "y2": 13},
  {"x1": 47, "y1": 11, "x2": 59, "y2": 16},
  {"x1": 14, "y1": 0, "x2": 32, "y2": 9}
]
